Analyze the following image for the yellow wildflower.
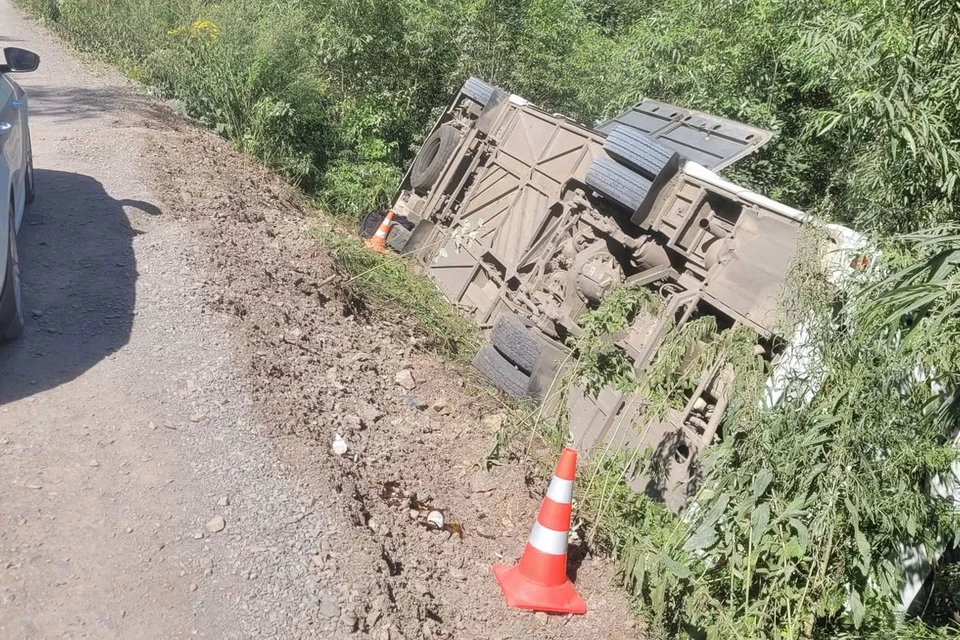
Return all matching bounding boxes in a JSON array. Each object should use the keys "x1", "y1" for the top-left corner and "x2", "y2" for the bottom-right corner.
[
  {"x1": 191, "y1": 19, "x2": 220, "y2": 41},
  {"x1": 167, "y1": 19, "x2": 220, "y2": 45}
]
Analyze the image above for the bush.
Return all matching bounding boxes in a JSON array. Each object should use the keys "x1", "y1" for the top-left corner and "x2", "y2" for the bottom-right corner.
[{"x1": 320, "y1": 159, "x2": 402, "y2": 223}]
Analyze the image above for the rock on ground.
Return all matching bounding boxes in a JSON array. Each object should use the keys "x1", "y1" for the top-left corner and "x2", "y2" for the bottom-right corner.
[{"x1": 394, "y1": 369, "x2": 417, "y2": 391}]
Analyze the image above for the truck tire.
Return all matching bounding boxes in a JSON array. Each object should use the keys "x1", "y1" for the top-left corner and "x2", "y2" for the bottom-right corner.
[
  {"x1": 0, "y1": 213, "x2": 25, "y2": 342},
  {"x1": 461, "y1": 77, "x2": 495, "y2": 107},
  {"x1": 490, "y1": 314, "x2": 542, "y2": 374},
  {"x1": 604, "y1": 125, "x2": 679, "y2": 181},
  {"x1": 410, "y1": 124, "x2": 460, "y2": 194},
  {"x1": 473, "y1": 343, "x2": 531, "y2": 398},
  {"x1": 585, "y1": 157, "x2": 652, "y2": 213}
]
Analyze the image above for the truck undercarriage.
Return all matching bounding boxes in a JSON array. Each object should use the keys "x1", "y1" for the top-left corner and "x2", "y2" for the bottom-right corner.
[{"x1": 389, "y1": 78, "x2": 855, "y2": 512}]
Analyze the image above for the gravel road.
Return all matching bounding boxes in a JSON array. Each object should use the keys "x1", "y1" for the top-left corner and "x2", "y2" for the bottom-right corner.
[
  {"x1": 0, "y1": 4, "x2": 639, "y2": 640},
  {"x1": 0, "y1": 4, "x2": 347, "y2": 638}
]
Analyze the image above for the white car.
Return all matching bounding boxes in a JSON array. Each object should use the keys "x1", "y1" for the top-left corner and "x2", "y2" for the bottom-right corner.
[{"x1": 0, "y1": 46, "x2": 39, "y2": 342}]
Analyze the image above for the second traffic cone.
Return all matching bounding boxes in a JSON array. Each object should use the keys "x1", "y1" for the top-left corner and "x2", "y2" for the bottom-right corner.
[
  {"x1": 493, "y1": 447, "x2": 586, "y2": 615},
  {"x1": 364, "y1": 209, "x2": 395, "y2": 253}
]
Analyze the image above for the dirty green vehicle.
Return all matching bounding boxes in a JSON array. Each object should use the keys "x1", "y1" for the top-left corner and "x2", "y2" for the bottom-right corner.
[{"x1": 389, "y1": 78, "x2": 862, "y2": 511}]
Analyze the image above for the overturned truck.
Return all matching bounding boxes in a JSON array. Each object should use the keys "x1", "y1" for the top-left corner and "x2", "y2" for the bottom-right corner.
[{"x1": 388, "y1": 78, "x2": 858, "y2": 511}]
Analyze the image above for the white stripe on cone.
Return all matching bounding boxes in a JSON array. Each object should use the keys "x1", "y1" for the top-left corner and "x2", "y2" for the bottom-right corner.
[
  {"x1": 545, "y1": 477, "x2": 573, "y2": 504},
  {"x1": 528, "y1": 521, "x2": 569, "y2": 556}
]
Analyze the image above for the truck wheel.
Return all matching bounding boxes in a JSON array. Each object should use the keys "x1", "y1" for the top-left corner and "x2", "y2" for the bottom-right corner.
[
  {"x1": 473, "y1": 343, "x2": 531, "y2": 398},
  {"x1": 585, "y1": 157, "x2": 652, "y2": 213},
  {"x1": 490, "y1": 314, "x2": 543, "y2": 374},
  {"x1": 604, "y1": 125, "x2": 679, "y2": 181},
  {"x1": 410, "y1": 124, "x2": 460, "y2": 194},
  {"x1": 0, "y1": 214, "x2": 25, "y2": 342},
  {"x1": 461, "y1": 77, "x2": 495, "y2": 107},
  {"x1": 24, "y1": 150, "x2": 36, "y2": 205}
]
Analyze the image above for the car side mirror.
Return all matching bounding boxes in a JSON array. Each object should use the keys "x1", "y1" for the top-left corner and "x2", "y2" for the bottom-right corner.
[{"x1": 1, "y1": 47, "x2": 40, "y2": 73}]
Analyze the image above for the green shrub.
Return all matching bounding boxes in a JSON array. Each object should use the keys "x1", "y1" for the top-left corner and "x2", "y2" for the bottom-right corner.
[
  {"x1": 320, "y1": 159, "x2": 401, "y2": 224},
  {"x1": 20, "y1": 0, "x2": 960, "y2": 233}
]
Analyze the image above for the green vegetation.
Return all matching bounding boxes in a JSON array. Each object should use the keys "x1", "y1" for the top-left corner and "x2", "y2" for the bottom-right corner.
[
  {"x1": 19, "y1": 0, "x2": 960, "y2": 636},
  {"x1": 569, "y1": 232, "x2": 960, "y2": 638},
  {"x1": 19, "y1": 0, "x2": 960, "y2": 236},
  {"x1": 314, "y1": 226, "x2": 479, "y2": 360},
  {"x1": 572, "y1": 285, "x2": 659, "y2": 396}
]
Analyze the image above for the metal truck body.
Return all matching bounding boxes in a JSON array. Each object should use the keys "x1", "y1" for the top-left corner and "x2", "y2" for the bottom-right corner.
[{"x1": 390, "y1": 78, "x2": 861, "y2": 511}]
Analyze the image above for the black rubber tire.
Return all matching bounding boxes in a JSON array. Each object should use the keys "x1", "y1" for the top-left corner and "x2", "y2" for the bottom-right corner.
[
  {"x1": 24, "y1": 149, "x2": 35, "y2": 205},
  {"x1": 585, "y1": 157, "x2": 653, "y2": 212},
  {"x1": 473, "y1": 343, "x2": 531, "y2": 398},
  {"x1": 490, "y1": 314, "x2": 542, "y2": 374},
  {"x1": 604, "y1": 125, "x2": 679, "y2": 181},
  {"x1": 410, "y1": 124, "x2": 460, "y2": 194},
  {"x1": 0, "y1": 212, "x2": 25, "y2": 342},
  {"x1": 461, "y1": 77, "x2": 496, "y2": 107}
]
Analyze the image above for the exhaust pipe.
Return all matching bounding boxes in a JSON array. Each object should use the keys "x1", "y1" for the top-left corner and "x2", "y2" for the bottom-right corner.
[{"x1": 698, "y1": 217, "x2": 730, "y2": 239}]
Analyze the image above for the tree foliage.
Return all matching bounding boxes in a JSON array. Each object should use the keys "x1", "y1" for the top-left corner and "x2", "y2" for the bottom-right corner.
[{"x1": 22, "y1": 0, "x2": 960, "y2": 235}]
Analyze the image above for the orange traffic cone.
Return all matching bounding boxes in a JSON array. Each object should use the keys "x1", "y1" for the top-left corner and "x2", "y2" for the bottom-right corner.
[
  {"x1": 364, "y1": 210, "x2": 395, "y2": 253},
  {"x1": 493, "y1": 447, "x2": 586, "y2": 615}
]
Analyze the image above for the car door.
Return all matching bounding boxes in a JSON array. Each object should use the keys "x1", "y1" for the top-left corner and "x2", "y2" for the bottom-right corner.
[
  {"x1": 0, "y1": 73, "x2": 24, "y2": 217},
  {"x1": 0, "y1": 72, "x2": 14, "y2": 285}
]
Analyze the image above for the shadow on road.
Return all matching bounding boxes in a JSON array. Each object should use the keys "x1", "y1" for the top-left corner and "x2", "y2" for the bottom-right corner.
[
  {"x1": 23, "y1": 85, "x2": 166, "y2": 124},
  {"x1": 0, "y1": 169, "x2": 160, "y2": 405}
]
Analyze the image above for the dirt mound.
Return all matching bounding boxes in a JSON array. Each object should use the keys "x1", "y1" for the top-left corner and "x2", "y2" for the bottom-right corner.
[{"x1": 137, "y1": 109, "x2": 640, "y2": 639}]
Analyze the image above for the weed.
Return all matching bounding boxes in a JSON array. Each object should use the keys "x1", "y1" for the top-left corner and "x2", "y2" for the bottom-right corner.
[
  {"x1": 571, "y1": 285, "x2": 659, "y2": 396},
  {"x1": 480, "y1": 399, "x2": 545, "y2": 469},
  {"x1": 314, "y1": 226, "x2": 479, "y2": 362},
  {"x1": 480, "y1": 412, "x2": 524, "y2": 470}
]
